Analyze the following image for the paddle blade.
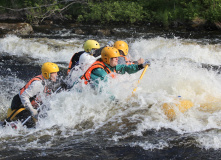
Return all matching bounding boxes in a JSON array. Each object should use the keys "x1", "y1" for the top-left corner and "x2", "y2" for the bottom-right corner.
[
  {"x1": 200, "y1": 101, "x2": 221, "y2": 112},
  {"x1": 163, "y1": 100, "x2": 194, "y2": 119}
]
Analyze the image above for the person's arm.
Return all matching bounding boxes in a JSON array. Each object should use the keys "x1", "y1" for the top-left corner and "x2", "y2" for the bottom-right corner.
[
  {"x1": 115, "y1": 57, "x2": 150, "y2": 74},
  {"x1": 132, "y1": 61, "x2": 139, "y2": 64},
  {"x1": 115, "y1": 64, "x2": 144, "y2": 74},
  {"x1": 132, "y1": 58, "x2": 145, "y2": 65},
  {"x1": 19, "y1": 81, "x2": 44, "y2": 116}
]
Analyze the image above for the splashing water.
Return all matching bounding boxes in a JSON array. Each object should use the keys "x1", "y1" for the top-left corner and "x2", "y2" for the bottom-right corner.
[{"x1": 0, "y1": 33, "x2": 221, "y2": 159}]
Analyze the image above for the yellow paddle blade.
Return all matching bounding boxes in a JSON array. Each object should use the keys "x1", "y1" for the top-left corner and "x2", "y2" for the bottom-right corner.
[
  {"x1": 163, "y1": 100, "x2": 194, "y2": 120},
  {"x1": 200, "y1": 101, "x2": 221, "y2": 113}
]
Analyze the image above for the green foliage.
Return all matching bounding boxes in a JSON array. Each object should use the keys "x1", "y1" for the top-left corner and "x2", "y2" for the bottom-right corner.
[
  {"x1": 204, "y1": 0, "x2": 221, "y2": 22},
  {"x1": 23, "y1": 0, "x2": 62, "y2": 24},
  {"x1": 178, "y1": 0, "x2": 221, "y2": 22},
  {"x1": 0, "y1": 0, "x2": 221, "y2": 26},
  {"x1": 77, "y1": 1, "x2": 145, "y2": 24}
]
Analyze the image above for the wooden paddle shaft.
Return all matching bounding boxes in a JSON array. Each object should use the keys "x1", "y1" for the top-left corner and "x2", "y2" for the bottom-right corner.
[{"x1": 133, "y1": 65, "x2": 149, "y2": 94}]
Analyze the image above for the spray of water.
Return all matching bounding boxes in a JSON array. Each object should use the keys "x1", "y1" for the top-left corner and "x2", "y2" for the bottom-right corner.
[{"x1": 0, "y1": 35, "x2": 221, "y2": 150}]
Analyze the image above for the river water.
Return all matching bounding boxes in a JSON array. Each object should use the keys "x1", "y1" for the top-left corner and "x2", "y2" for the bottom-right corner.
[{"x1": 0, "y1": 25, "x2": 221, "y2": 159}]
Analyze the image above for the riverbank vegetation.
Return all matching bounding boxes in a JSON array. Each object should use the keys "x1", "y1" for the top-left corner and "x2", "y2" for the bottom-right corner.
[{"x1": 0, "y1": 0, "x2": 221, "y2": 29}]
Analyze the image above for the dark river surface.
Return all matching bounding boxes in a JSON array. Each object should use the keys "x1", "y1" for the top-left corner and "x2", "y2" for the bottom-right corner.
[{"x1": 0, "y1": 24, "x2": 221, "y2": 159}]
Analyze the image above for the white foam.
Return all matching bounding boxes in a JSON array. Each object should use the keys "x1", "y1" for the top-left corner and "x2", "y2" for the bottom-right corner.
[{"x1": 1, "y1": 36, "x2": 221, "y2": 150}]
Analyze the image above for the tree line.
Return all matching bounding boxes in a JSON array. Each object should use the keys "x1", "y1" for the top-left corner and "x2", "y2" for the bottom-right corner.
[{"x1": 0, "y1": 0, "x2": 220, "y2": 28}]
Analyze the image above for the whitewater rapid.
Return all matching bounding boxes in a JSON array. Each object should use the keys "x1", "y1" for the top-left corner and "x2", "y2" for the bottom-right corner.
[{"x1": 0, "y1": 34, "x2": 221, "y2": 151}]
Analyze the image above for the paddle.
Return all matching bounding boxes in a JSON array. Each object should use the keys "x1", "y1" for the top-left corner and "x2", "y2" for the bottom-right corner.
[
  {"x1": 163, "y1": 98, "x2": 194, "y2": 119},
  {"x1": 22, "y1": 107, "x2": 40, "y2": 126},
  {"x1": 130, "y1": 64, "x2": 194, "y2": 120},
  {"x1": 132, "y1": 65, "x2": 149, "y2": 95}
]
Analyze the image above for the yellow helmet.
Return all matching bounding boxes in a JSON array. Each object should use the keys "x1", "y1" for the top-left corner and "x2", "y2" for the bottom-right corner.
[
  {"x1": 113, "y1": 41, "x2": 129, "y2": 56},
  {"x1": 83, "y1": 40, "x2": 100, "y2": 52},
  {"x1": 41, "y1": 62, "x2": 59, "y2": 79},
  {"x1": 101, "y1": 47, "x2": 120, "y2": 64}
]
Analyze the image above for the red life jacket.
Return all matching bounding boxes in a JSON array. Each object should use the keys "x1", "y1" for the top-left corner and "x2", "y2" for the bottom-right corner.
[{"x1": 80, "y1": 60, "x2": 116, "y2": 84}]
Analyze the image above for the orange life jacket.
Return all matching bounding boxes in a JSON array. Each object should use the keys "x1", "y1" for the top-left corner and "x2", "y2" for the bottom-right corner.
[
  {"x1": 120, "y1": 55, "x2": 134, "y2": 65},
  {"x1": 67, "y1": 55, "x2": 74, "y2": 74},
  {"x1": 20, "y1": 75, "x2": 44, "y2": 95},
  {"x1": 80, "y1": 60, "x2": 116, "y2": 84}
]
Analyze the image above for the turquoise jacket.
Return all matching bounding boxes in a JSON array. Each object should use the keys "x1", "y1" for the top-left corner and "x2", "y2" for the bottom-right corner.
[
  {"x1": 72, "y1": 62, "x2": 144, "y2": 100},
  {"x1": 89, "y1": 63, "x2": 144, "y2": 88}
]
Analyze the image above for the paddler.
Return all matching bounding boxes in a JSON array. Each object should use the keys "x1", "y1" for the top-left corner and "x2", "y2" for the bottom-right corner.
[
  {"x1": 113, "y1": 40, "x2": 141, "y2": 65},
  {"x1": 67, "y1": 40, "x2": 100, "y2": 74},
  {"x1": 93, "y1": 40, "x2": 141, "y2": 65},
  {"x1": 4, "y1": 62, "x2": 60, "y2": 128},
  {"x1": 79, "y1": 46, "x2": 151, "y2": 89}
]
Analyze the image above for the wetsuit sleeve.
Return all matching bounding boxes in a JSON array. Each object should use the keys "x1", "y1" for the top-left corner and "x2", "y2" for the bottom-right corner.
[
  {"x1": 19, "y1": 81, "x2": 44, "y2": 110},
  {"x1": 115, "y1": 64, "x2": 143, "y2": 74}
]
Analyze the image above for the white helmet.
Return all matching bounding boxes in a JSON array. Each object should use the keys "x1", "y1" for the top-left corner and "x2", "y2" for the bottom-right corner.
[{"x1": 79, "y1": 53, "x2": 96, "y2": 70}]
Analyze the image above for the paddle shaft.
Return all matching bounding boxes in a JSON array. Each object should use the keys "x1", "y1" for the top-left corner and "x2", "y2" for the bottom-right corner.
[
  {"x1": 22, "y1": 107, "x2": 40, "y2": 126},
  {"x1": 132, "y1": 65, "x2": 148, "y2": 94}
]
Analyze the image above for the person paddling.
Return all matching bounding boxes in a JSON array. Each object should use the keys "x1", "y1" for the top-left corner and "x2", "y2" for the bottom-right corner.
[
  {"x1": 93, "y1": 40, "x2": 141, "y2": 65},
  {"x1": 4, "y1": 62, "x2": 60, "y2": 128},
  {"x1": 113, "y1": 40, "x2": 141, "y2": 65},
  {"x1": 80, "y1": 47, "x2": 150, "y2": 89},
  {"x1": 67, "y1": 40, "x2": 100, "y2": 74}
]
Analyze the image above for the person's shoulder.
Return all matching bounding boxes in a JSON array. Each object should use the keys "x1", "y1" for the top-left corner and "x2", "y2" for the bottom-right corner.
[
  {"x1": 93, "y1": 67, "x2": 106, "y2": 72},
  {"x1": 77, "y1": 50, "x2": 85, "y2": 53},
  {"x1": 31, "y1": 79, "x2": 44, "y2": 85},
  {"x1": 92, "y1": 68, "x2": 107, "y2": 76},
  {"x1": 27, "y1": 80, "x2": 44, "y2": 91},
  {"x1": 73, "y1": 50, "x2": 85, "y2": 56}
]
